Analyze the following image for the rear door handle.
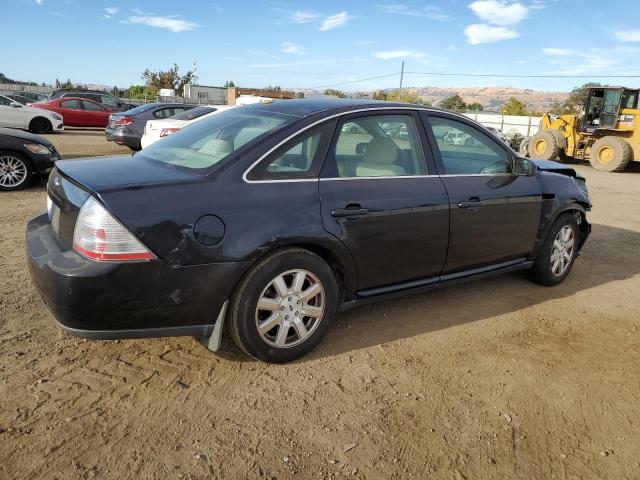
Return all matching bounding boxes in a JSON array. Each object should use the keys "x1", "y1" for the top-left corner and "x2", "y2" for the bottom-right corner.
[{"x1": 331, "y1": 205, "x2": 370, "y2": 218}]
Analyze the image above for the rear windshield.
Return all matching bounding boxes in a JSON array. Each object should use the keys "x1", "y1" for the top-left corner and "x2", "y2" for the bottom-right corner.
[
  {"x1": 136, "y1": 109, "x2": 295, "y2": 173},
  {"x1": 171, "y1": 106, "x2": 216, "y2": 121},
  {"x1": 123, "y1": 103, "x2": 158, "y2": 115}
]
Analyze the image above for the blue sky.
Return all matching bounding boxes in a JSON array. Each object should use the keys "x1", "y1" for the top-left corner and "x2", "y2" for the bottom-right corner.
[{"x1": 5, "y1": 0, "x2": 640, "y2": 92}]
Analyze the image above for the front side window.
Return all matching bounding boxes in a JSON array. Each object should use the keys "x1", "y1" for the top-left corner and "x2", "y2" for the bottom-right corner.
[
  {"x1": 82, "y1": 100, "x2": 104, "y2": 111},
  {"x1": 137, "y1": 109, "x2": 295, "y2": 173},
  {"x1": 427, "y1": 116, "x2": 511, "y2": 175},
  {"x1": 61, "y1": 99, "x2": 80, "y2": 109},
  {"x1": 332, "y1": 114, "x2": 426, "y2": 178}
]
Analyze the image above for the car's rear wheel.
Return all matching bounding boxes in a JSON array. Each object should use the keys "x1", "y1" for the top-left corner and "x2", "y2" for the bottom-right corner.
[
  {"x1": 0, "y1": 151, "x2": 33, "y2": 191},
  {"x1": 229, "y1": 248, "x2": 338, "y2": 363},
  {"x1": 29, "y1": 117, "x2": 51, "y2": 134},
  {"x1": 528, "y1": 213, "x2": 579, "y2": 286}
]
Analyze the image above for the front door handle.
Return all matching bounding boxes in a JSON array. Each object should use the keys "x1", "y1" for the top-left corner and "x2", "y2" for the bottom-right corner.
[
  {"x1": 331, "y1": 204, "x2": 370, "y2": 218},
  {"x1": 458, "y1": 197, "x2": 484, "y2": 211}
]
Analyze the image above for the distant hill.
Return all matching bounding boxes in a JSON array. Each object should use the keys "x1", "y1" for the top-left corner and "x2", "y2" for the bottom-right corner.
[
  {"x1": 406, "y1": 86, "x2": 569, "y2": 112},
  {"x1": 302, "y1": 85, "x2": 570, "y2": 112},
  {"x1": 0, "y1": 73, "x2": 37, "y2": 86}
]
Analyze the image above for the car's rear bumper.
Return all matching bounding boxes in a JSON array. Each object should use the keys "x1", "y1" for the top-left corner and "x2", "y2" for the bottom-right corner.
[
  {"x1": 104, "y1": 128, "x2": 141, "y2": 149},
  {"x1": 26, "y1": 212, "x2": 248, "y2": 340}
]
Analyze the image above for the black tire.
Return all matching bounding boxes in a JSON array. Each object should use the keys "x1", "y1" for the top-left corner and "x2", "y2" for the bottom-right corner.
[
  {"x1": 528, "y1": 213, "x2": 579, "y2": 286},
  {"x1": 229, "y1": 248, "x2": 339, "y2": 363},
  {"x1": 589, "y1": 137, "x2": 632, "y2": 172},
  {"x1": 0, "y1": 151, "x2": 33, "y2": 191},
  {"x1": 29, "y1": 117, "x2": 51, "y2": 134},
  {"x1": 528, "y1": 130, "x2": 560, "y2": 160}
]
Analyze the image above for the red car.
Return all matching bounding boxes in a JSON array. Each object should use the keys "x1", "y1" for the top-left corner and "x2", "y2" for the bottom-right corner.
[{"x1": 33, "y1": 97, "x2": 113, "y2": 127}]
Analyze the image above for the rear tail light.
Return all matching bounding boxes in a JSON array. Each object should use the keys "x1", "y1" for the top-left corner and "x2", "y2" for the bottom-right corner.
[
  {"x1": 73, "y1": 197, "x2": 156, "y2": 262},
  {"x1": 160, "y1": 127, "x2": 180, "y2": 137},
  {"x1": 115, "y1": 116, "x2": 134, "y2": 126}
]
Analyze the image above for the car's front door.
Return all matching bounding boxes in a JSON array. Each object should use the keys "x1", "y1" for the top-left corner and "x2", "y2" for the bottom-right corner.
[
  {"x1": 319, "y1": 111, "x2": 450, "y2": 291},
  {"x1": 59, "y1": 99, "x2": 83, "y2": 126},
  {"x1": 0, "y1": 96, "x2": 27, "y2": 128},
  {"x1": 423, "y1": 112, "x2": 542, "y2": 274},
  {"x1": 81, "y1": 100, "x2": 109, "y2": 127}
]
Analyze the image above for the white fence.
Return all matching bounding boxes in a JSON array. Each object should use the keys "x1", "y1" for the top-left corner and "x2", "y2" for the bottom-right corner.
[{"x1": 464, "y1": 113, "x2": 542, "y2": 137}]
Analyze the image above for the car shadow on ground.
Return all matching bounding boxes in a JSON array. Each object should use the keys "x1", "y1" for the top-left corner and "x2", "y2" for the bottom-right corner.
[{"x1": 290, "y1": 222, "x2": 640, "y2": 362}]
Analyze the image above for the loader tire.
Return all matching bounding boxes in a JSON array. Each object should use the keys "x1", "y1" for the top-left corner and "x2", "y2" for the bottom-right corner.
[
  {"x1": 519, "y1": 137, "x2": 530, "y2": 156},
  {"x1": 529, "y1": 130, "x2": 560, "y2": 160},
  {"x1": 589, "y1": 137, "x2": 632, "y2": 172}
]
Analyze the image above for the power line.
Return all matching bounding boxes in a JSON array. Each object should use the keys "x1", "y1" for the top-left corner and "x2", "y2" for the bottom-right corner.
[
  {"x1": 305, "y1": 70, "x2": 640, "y2": 90},
  {"x1": 308, "y1": 73, "x2": 399, "y2": 90},
  {"x1": 406, "y1": 71, "x2": 640, "y2": 79}
]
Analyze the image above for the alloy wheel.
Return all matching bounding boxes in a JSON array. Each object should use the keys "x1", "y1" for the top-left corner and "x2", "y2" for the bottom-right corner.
[
  {"x1": 0, "y1": 156, "x2": 28, "y2": 188},
  {"x1": 255, "y1": 269, "x2": 325, "y2": 348},
  {"x1": 550, "y1": 225, "x2": 575, "y2": 277}
]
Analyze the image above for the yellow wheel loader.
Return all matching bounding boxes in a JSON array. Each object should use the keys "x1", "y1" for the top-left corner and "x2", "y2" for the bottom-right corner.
[{"x1": 528, "y1": 87, "x2": 639, "y2": 171}]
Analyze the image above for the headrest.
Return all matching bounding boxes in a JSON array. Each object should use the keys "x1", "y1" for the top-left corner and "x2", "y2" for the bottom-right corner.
[{"x1": 363, "y1": 137, "x2": 400, "y2": 165}]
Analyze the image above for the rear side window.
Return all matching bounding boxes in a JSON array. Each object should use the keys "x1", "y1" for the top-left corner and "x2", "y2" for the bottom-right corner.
[
  {"x1": 61, "y1": 99, "x2": 80, "y2": 109},
  {"x1": 247, "y1": 122, "x2": 334, "y2": 181},
  {"x1": 100, "y1": 95, "x2": 119, "y2": 106},
  {"x1": 426, "y1": 116, "x2": 511, "y2": 175},
  {"x1": 171, "y1": 106, "x2": 216, "y2": 120},
  {"x1": 154, "y1": 108, "x2": 177, "y2": 119},
  {"x1": 330, "y1": 114, "x2": 427, "y2": 178}
]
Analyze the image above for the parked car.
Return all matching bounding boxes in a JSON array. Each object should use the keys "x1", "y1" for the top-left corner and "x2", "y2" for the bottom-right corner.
[
  {"x1": 49, "y1": 90, "x2": 132, "y2": 112},
  {"x1": 0, "y1": 95, "x2": 64, "y2": 133},
  {"x1": 18, "y1": 91, "x2": 50, "y2": 102},
  {"x1": 32, "y1": 97, "x2": 112, "y2": 128},
  {"x1": 5, "y1": 94, "x2": 35, "y2": 106},
  {"x1": 0, "y1": 127, "x2": 60, "y2": 190},
  {"x1": 27, "y1": 99, "x2": 591, "y2": 363},
  {"x1": 105, "y1": 103, "x2": 196, "y2": 151},
  {"x1": 140, "y1": 105, "x2": 235, "y2": 149},
  {"x1": 444, "y1": 130, "x2": 479, "y2": 146}
]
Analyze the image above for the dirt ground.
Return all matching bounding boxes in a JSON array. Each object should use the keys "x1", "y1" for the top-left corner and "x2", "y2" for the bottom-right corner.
[{"x1": 1, "y1": 132, "x2": 639, "y2": 479}]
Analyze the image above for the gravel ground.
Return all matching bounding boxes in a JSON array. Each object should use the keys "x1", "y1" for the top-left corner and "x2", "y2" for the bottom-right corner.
[
  {"x1": 42, "y1": 128, "x2": 131, "y2": 158},
  {"x1": 0, "y1": 134, "x2": 639, "y2": 479}
]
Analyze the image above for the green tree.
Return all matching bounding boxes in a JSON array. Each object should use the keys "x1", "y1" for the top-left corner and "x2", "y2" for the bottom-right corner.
[
  {"x1": 440, "y1": 94, "x2": 466, "y2": 112},
  {"x1": 264, "y1": 85, "x2": 282, "y2": 91},
  {"x1": 141, "y1": 63, "x2": 198, "y2": 95},
  {"x1": 372, "y1": 90, "x2": 388, "y2": 100},
  {"x1": 60, "y1": 78, "x2": 74, "y2": 89},
  {"x1": 501, "y1": 97, "x2": 527, "y2": 115},
  {"x1": 324, "y1": 89, "x2": 347, "y2": 98},
  {"x1": 549, "y1": 82, "x2": 603, "y2": 115},
  {"x1": 467, "y1": 102, "x2": 484, "y2": 111},
  {"x1": 295, "y1": 91, "x2": 305, "y2": 99},
  {"x1": 123, "y1": 85, "x2": 159, "y2": 100},
  {"x1": 224, "y1": 80, "x2": 236, "y2": 87}
]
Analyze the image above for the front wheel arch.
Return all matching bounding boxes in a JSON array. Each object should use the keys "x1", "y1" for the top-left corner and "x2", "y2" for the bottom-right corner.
[{"x1": 530, "y1": 203, "x2": 589, "y2": 261}]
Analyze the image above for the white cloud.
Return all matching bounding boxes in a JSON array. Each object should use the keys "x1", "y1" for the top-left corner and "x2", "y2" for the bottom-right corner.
[
  {"x1": 376, "y1": 4, "x2": 452, "y2": 21},
  {"x1": 249, "y1": 59, "x2": 330, "y2": 69},
  {"x1": 465, "y1": 24, "x2": 519, "y2": 44},
  {"x1": 225, "y1": 56, "x2": 244, "y2": 62},
  {"x1": 281, "y1": 42, "x2": 306, "y2": 55},
  {"x1": 103, "y1": 7, "x2": 119, "y2": 18},
  {"x1": 291, "y1": 10, "x2": 319, "y2": 23},
  {"x1": 372, "y1": 50, "x2": 429, "y2": 63},
  {"x1": 35, "y1": 0, "x2": 44, "y2": 4},
  {"x1": 543, "y1": 47, "x2": 573, "y2": 56},
  {"x1": 469, "y1": 1, "x2": 528, "y2": 26},
  {"x1": 319, "y1": 11, "x2": 354, "y2": 31},
  {"x1": 126, "y1": 16, "x2": 199, "y2": 33},
  {"x1": 615, "y1": 29, "x2": 640, "y2": 42}
]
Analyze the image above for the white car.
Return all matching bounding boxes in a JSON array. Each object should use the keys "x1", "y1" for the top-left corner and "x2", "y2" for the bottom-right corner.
[
  {"x1": 0, "y1": 95, "x2": 64, "y2": 134},
  {"x1": 140, "y1": 105, "x2": 235, "y2": 149}
]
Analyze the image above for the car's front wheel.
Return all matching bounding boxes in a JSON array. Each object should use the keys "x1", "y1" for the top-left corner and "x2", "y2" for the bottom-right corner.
[
  {"x1": 229, "y1": 248, "x2": 339, "y2": 363},
  {"x1": 528, "y1": 213, "x2": 579, "y2": 286},
  {"x1": 0, "y1": 151, "x2": 33, "y2": 191}
]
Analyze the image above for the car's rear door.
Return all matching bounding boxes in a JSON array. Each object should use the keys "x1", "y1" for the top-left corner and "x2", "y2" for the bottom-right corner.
[
  {"x1": 422, "y1": 112, "x2": 542, "y2": 274},
  {"x1": 0, "y1": 96, "x2": 25, "y2": 127},
  {"x1": 319, "y1": 110, "x2": 449, "y2": 291}
]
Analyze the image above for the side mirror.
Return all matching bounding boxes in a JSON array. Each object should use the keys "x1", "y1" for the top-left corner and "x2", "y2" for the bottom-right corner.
[
  {"x1": 10, "y1": 102, "x2": 22, "y2": 108},
  {"x1": 513, "y1": 156, "x2": 534, "y2": 176}
]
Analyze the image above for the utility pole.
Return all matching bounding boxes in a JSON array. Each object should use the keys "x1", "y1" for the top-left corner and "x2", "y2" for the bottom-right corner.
[{"x1": 398, "y1": 61, "x2": 404, "y2": 98}]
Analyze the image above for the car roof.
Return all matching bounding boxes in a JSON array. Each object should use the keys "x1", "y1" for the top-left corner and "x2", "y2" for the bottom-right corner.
[{"x1": 241, "y1": 98, "x2": 434, "y2": 118}]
